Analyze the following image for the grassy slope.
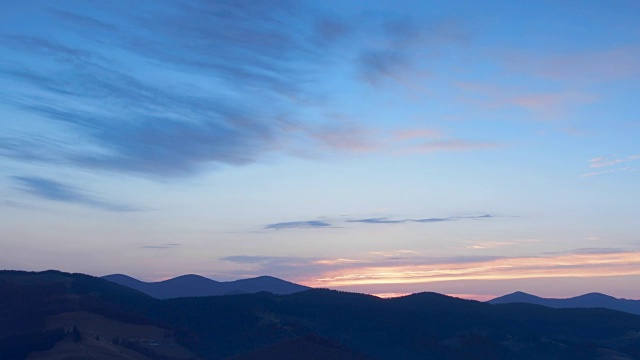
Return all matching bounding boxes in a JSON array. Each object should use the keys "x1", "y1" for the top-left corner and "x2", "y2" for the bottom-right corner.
[{"x1": 27, "y1": 336, "x2": 150, "y2": 360}]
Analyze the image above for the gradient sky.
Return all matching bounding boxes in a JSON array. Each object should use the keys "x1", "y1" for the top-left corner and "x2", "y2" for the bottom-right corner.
[{"x1": 1, "y1": 0, "x2": 639, "y2": 300}]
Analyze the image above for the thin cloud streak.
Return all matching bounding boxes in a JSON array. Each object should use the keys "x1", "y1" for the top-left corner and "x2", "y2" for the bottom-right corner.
[
  {"x1": 265, "y1": 220, "x2": 332, "y2": 230},
  {"x1": 142, "y1": 243, "x2": 180, "y2": 250},
  {"x1": 407, "y1": 140, "x2": 502, "y2": 153},
  {"x1": 263, "y1": 214, "x2": 493, "y2": 230},
  {"x1": 11, "y1": 175, "x2": 139, "y2": 212},
  {"x1": 348, "y1": 214, "x2": 492, "y2": 224},
  {"x1": 466, "y1": 241, "x2": 515, "y2": 250}
]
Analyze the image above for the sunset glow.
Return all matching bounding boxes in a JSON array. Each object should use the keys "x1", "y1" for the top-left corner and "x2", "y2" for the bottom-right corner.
[
  {"x1": 1, "y1": 0, "x2": 638, "y2": 299},
  {"x1": 306, "y1": 252, "x2": 640, "y2": 287}
]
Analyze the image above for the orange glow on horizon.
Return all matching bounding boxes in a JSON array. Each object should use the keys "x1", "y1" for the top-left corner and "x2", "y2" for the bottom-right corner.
[
  {"x1": 301, "y1": 251, "x2": 640, "y2": 288},
  {"x1": 372, "y1": 292, "x2": 411, "y2": 298}
]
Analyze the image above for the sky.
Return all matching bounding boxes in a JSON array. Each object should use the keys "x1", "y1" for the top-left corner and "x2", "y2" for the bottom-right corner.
[{"x1": 1, "y1": 0, "x2": 639, "y2": 300}]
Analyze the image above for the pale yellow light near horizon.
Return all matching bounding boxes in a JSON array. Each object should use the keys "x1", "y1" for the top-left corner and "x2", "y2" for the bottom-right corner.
[{"x1": 303, "y1": 252, "x2": 640, "y2": 287}]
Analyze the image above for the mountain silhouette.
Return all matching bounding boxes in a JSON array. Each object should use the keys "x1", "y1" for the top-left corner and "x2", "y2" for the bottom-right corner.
[
  {"x1": 102, "y1": 273, "x2": 309, "y2": 299},
  {"x1": 4, "y1": 270, "x2": 640, "y2": 360},
  {"x1": 489, "y1": 291, "x2": 640, "y2": 315}
]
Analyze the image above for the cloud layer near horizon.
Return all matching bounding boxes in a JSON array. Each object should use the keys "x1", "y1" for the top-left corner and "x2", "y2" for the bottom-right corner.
[{"x1": 220, "y1": 248, "x2": 640, "y2": 292}]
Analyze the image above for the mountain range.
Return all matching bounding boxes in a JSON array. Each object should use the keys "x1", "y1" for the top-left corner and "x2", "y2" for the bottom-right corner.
[
  {"x1": 104, "y1": 273, "x2": 640, "y2": 320},
  {"x1": 489, "y1": 291, "x2": 640, "y2": 316},
  {"x1": 3, "y1": 270, "x2": 640, "y2": 359},
  {"x1": 102, "y1": 273, "x2": 308, "y2": 299}
]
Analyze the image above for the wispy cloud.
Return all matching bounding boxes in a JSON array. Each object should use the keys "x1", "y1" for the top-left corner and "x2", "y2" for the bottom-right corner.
[
  {"x1": 0, "y1": 199, "x2": 38, "y2": 210},
  {"x1": 368, "y1": 250, "x2": 419, "y2": 257},
  {"x1": 580, "y1": 167, "x2": 635, "y2": 178},
  {"x1": 348, "y1": 214, "x2": 492, "y2": 224},
  {"x1": 265, "y1": 220, "x2": 332, "y2": 230},
  {"x1": 221, "y1": 255, "x2": 302, "y2": 264},
  {"x1": 304, "y1": 122, "x2": 381, "y2": 153},
  {"x1": 581, "y1": 154, "x2": 638, "y2": 177},
  {"x1": 456, "y1": 82, "x2": 596, "y2": 120},
  {"x1": 357, "y1": 17, "x2": 468, "y2": 85},
  {"x1": 0, "y1": 2, "x2": 339, "y2": 178},
  {"x1": 589, "y1": 154, "x2": 640, "y2": 168},
  {"x1": 262, "y1": 214, "x2": 493, "y2": 230},
  {"x1": 11, "y1": 175, "x2": 139, "y2": 212},
  {"x1": 589, "y1": 154, "x2": 615, "y2": 164},
  {"x1": 348, "y1": 218, "x2": 411, "y2": 224},
  {"x1": 503, "y1": 46, "x2": 640, "y2": 83},
  {"x1": 407, "y1": 140, "x2": 502, "y2": 153},
  {"x1": 465, "y1": 241, "x2": 515, "y2": 250},
  {"x1": 219, "y1": 255, "x2": 319, "y2": 279},
  {"x1": 142, "y1": 243, "x2": 180, "y2": 250},
  {"x1": 0, "y1": 3, "x2": 501, "y2": 178},
  {"x1": 394, "y1": 128, "x2": 443, "y2": 140}
]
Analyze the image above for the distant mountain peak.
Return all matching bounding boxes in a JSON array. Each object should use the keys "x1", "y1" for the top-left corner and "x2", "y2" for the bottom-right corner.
[
  {"x1": 102, "y1": 273, "x2": 309, "y2": 299},
  {"x1": 489, "y1": 291, "x2": 543, "y2": 304},
  {"x1": 488, "y1": 291, "x2": 640, "y2": 316},
  {"x1": 576, "y1": 292, "x2": 614, "y2": 299},
  {"x1": 103, "y1": 273, "x2": 136, "y2": 279}
]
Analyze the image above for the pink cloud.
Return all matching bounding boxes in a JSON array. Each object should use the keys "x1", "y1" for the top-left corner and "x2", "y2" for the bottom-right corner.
[
  {"x1": 503, "y1": 46, "x2": 640, "y2": 82},
  {"x1": 509, "y1": 92, "x2": 596, "y2": 115},
  {"x1": 455, "y1": 82, "x2": 596, "y2": 119},
  {"x1": 394, "y1": 128, "x2": 443, "y2": 140},
  {"x1": 408, "y1": 139, "x2": 502, "y2": 153},
  {"x1": 297, "y1": 122, "x2": 383, "y2": 154}
]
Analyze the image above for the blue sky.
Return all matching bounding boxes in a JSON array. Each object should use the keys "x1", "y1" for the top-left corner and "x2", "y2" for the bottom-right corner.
[{"x1": 1, "y1": 0, "x2": 639, "y2": 299}]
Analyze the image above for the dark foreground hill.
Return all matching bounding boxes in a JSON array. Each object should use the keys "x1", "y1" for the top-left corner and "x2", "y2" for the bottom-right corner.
[
  {"x1": 3, "y1": 270, "x2": 640, "y2": 360},
  {"x1": 489, "y1": 291, "x2": 640, "y2": 316},
  {"x1": 102, "y1": 273, "x2": 309, "y2": 299}
]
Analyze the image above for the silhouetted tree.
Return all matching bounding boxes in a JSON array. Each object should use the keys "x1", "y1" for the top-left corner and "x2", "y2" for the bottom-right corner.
[{"x1": 72, "y1": 326, "x2": 82, "y2": 343}]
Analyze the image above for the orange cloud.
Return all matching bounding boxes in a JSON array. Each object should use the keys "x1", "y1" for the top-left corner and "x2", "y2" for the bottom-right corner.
[
  {"x1": 304, "y1": 251, "x2": 640, "y2": 287},
  {"x1": 465, "y1": 241, "x2": 514, "y2": 249},
  {"x1": 313, "y1": 258, "x2": 364, "y2": 265}
]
